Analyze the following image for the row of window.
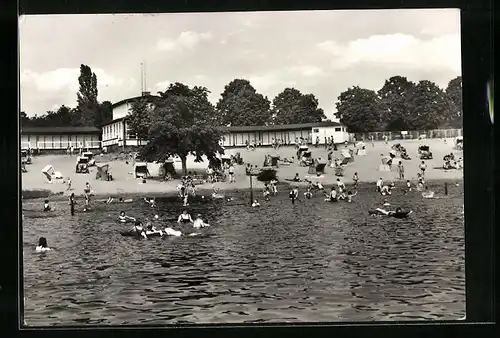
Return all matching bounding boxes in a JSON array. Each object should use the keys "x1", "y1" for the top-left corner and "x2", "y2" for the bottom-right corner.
[
  {"x1": 312, "y1": 127, "x2": 344, "y2": 133},
  {"x1": 102, "y1": 121, "x2": 137, "y2": 141}
]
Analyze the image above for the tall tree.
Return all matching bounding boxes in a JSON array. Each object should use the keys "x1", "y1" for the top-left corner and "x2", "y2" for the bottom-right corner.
[
  {"x1": 335, "y1": 86, "x2": 384, "y2": 132},
  {"x1": 76, "y1": 64, "x2": 99, "y2": 126},
  {"x1": 131, "y1": 82, "x2": 225, "y2": 175},
  {"x1": 271, "y1": 88, "x2": 326, "y2": 125},
  {"x1": 377, "y1": 76, "x2": 416, "y2": 131},
  {"x1": 216, "y1": 79, "x2": 271, "y2": 126},
  {"x1": 405, "y1": 80, "x2": 450, "y2": 130},
  {"x1": 20, "y1": 111, "x2": 31, "y2": 126},
  {"x1": 444, "y1": 76, "x2": 463, "y2": 128}
]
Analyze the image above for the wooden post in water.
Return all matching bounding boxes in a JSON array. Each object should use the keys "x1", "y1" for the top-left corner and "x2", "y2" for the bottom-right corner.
[
  {"x1": 249, "y1": 173, "x2": 254, "y2": 206},
  {"x1": 444, "y1": 182, "x2": 448, "y2": 195}
]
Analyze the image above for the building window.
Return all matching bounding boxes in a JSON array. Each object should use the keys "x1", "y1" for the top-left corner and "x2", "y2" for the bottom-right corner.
[
  {"x1": 335, "y1": 127, "x2": 341, "y2": 132},
  {"x1": 313, "y1": 128, "x2": 319, "y2": 132}
]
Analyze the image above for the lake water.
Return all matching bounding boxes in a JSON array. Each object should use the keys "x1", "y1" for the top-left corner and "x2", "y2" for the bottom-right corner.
[{"x1": 22, "y1": 181, "x2": 465, "y2": 326}]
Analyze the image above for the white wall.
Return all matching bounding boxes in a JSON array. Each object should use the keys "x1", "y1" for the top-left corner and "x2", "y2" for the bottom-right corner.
[
  {"x1": 311, "y1": 126, "x2": 349, "y2": 144},
  {"x1": 112, "y1": 103, "x2": 131, "y2": 120}
]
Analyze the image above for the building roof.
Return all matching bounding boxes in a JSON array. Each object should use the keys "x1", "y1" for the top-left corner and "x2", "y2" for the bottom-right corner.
[
  {"x1": 21, "y1": 126, "x2": 101, "y2": 135},
  {"x1": 226, "y1": 121, "x2": 343, "y2": 132},
  {"x1": 111, "y1": 94, "x2": 159, "y2": 109}
]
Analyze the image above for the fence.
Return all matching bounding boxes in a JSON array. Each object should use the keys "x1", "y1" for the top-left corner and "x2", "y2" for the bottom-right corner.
[
  {"x1": 350, "y1": 128, "x2": 463, "y2": 142},
  {"x1": 35, "y1": 140, "x2": 102, "y2": 150}
]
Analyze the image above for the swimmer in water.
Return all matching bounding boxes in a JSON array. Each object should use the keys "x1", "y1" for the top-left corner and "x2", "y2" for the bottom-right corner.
[
  {"x1": 119, "y1": 211, "x2": 136, "y2": 223},
  {"x1": 132, "y1": 221, "x2": 148, "y2": 239},
  {"x1": 304, "y1": 188, "x2": 313, "y2": 199},
  {"x1": 43, "y1": 199, "x2": 51, "y2": 212},
  {"x1": 193, "y1": 214, "x2": 210, "y2": 228},
  {"x1": 346, "y1": 190, "x2": 357, "y2": 203},
  {"x1": 177, "y1": 210, "x2": 194, "y2": 224},
  {"x1": 422, "y1": 186, "x2": 435, "y2": 199},
  {"x1": 144, "y1": 197, "x2": 157, "y2": 207},
  {"x1": 35, "y1": 237, "x2": 51, "y2": 252},
  {"x1": 252, "y1": 200, "x2": 260, "y2": 207}
]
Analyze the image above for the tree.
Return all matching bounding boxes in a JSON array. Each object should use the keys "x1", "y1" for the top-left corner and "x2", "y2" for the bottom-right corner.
[
  {"x1": 377, "y1": 76, "x2": 416, "y2": 131},
  {"x1": 334, "y1": 86, "x2": 385, "y2": 132},
  {"x1": 20, "y1": 111, "x2": 31, "y2": 126},
  {"x1": 128, "y1": 98, "x2": 153, "y2": 139},
  {"x1": 75, "y1": 64, "x2": 99, "y2": 126},
  {"x1": 405, "y1": 80, "x2": 450, "y2": 130},
  {"x1": 133, "y1": 82, "x2": 225, "y2": 175},
  {"x1": 271, "y1": 88, "x2": 326, "y2": 125},
  {"x1": 216, "y1": 79, "x2": 272, "y2": 126},
  {"x1": 444, "y1": 76, "x2": 462, "y2": 128},
  {"x1": 95, "y1": 101, "x2": 113, "y2": 127}
]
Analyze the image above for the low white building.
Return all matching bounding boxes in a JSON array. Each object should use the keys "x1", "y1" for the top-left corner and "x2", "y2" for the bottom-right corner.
[
  {"x1": 221, "y1": 121, "x2": 349, "y2": 147},
  {"x1": 20, "y1": 126, "x2": 101, "y2": 150}
]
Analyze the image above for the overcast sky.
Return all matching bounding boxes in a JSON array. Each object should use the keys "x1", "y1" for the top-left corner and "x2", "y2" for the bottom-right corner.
[{"x1": 19, "y1": 9, "x2": 461, "y2": 120}]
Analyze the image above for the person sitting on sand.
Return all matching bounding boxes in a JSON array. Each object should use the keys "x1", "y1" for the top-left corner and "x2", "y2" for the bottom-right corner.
[
  {"x1": 404, "y1": 180, "x2": 412, "y2": 193},
  {"x1": 346, "y1": 190, "x2": 357, "y2": 203},
  {"x1": 211, "y1": 186, "x2": 225, "y2": 199},
  {"x1": 252, "y1": 200, "x2": 260, "y2": 207},
  {"x1": 304, "y1": 187, "x2": 313, "y2": 199},
  {"x1": 43, "y1": 199, "x2": 51, "y2": 212},
  {"x1": 292, "y1": 173, "x2": 301, "y2": 182},
  {"x1": 177, "y1": 210, "x2": 194, "y2": 224},
  {"x1": 119, "y1": 211, "x2": 136, "y2": 223},
  {"x1": 383, "y1": 199, "x2": 391, "y2": 206},
  {"x1": 36, "y1": 237, "x2": 51, "y2": 252},
  {"x1": 193, "y1": 214, "x2": 210, "y2": 229},
  {"x1": 338, "y1": 189, "x2": 346, "y2": 200},
  {"x1": 289, "y1": 186, "x2": 299, "y2": 204},
  {"x1": 325, "y1": 188, "x2": 338, "y2": 202}
]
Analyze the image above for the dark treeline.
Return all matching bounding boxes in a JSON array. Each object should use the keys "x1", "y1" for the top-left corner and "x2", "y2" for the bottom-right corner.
[{"x1": 21, "y1": 67, "x2": 462, "y2": 133}]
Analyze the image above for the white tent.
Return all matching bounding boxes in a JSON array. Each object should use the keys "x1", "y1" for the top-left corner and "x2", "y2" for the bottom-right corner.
[{"x1": 42, "y1": 165, "x2": 63, "y2": 182}]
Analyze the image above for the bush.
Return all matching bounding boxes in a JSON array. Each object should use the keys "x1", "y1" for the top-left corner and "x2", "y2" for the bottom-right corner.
[
  {"x1": 22, "y1": 189, "x2": 52, "y2": 200},
  {"x1": 256, "y1": 168, "x2": 277, "y2": 182}
]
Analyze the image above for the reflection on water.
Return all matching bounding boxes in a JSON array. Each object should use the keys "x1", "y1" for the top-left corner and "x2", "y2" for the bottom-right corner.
[{"x1": 22, "y1": 181, "x2": 465, "y2": 326}]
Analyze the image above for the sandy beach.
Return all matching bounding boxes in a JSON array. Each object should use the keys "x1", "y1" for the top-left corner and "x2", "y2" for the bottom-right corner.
[{"x1": 21, "y1": 138, "x2": 463, "y2": 200}]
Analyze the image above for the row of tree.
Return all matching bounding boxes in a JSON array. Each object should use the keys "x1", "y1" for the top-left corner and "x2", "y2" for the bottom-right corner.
[
  {"x1": 335, "y1": 76, "x2": 462, "y2": 132},
  {"x1": 21, "y1": 64, "x2": 113, "y2": 128}
]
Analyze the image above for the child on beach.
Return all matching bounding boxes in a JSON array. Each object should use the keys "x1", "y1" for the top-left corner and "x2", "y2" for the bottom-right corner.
[
  {"x1": 69, "y1": 193, "x2": 76, "y2": 216},
  {"x1": 228, "y1": 165, "x2": 235, "y2": 183},
  {"x1": 376, "y1": 178, "x2": 383, "y2": 193},
  {"x1": 289, "y1": 186, "x2": 299, "y2": 204},
  {"x1": 66, "y1": 177, "x2": 72, "y2": 191},
  {"x1": 36, "y1": 237, "x2": 51, "y2": 252},
  {"x1": 252, "y1": 200, "x2": 260, "y2": 207},
  {"x1": 346, "y1": 190, "x2": 357, "y2": 203},
  {"x1": 43, "y1": 199, "x2": 51, "y2": 212}
]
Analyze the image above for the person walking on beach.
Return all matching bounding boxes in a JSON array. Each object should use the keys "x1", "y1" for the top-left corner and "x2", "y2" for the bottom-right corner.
[
  {"x1": 66, "y1": 177, "x2": 72, "y2": 191},
  {"x1": 228, "y1": 164, "x2": 235, "y2": 183},
  {"x1": 397, "y1": 161, "x2": 405, "y2": 180},
  {"x1": 69, "y1": 193, "x2": 76, "y2": 216}
]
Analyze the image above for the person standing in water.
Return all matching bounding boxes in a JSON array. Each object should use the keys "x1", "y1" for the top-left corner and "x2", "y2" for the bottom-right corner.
[
  {"x1": 397, "y1": 161, "x2": 405, "y2": 180},
  {"x1": 177, "y1": 210, "x2": 194, "y2": 224},
  {"x1": 69, "y1": 193, "x2": 76, "y2": 216},
  {"x1": 352, "y1": 172, "x2": 359, "y2": 189},
  {"x1": 43, "y1": 199, "x2": 51, "y2": 212},
  {"x1": 289, "y1": 186, "x2": 299, "y2": 204}
]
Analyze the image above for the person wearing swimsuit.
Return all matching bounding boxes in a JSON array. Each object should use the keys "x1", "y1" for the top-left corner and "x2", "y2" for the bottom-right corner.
[{"x1": 177, "y1": 210, "x2": 193, "y2": 224}]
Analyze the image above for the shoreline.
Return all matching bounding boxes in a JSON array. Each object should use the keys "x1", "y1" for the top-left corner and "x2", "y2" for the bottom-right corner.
[{"x1": 22, "y1": 177, "x2": 463, "y2": 203}]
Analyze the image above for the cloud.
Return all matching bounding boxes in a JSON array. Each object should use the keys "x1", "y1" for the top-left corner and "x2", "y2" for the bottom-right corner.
[
  {"x1": 317, "y1": 33, "x2": 461, "y2": 73},
  {"x1": 155, "y1": 80, "x2": 172, "y2": 92},
  {"x1": 248, "y1": 73, "x2": 297, "y2": 92},
  {"x1": 288, "y1": 65, "x2": 324, "y2": 77},
  {"x1": 20, "y1": 67, "x2": 130, "y2": 93},
  {"x1": 156, "y1": 31, "x2": 213, "y2": 51}
]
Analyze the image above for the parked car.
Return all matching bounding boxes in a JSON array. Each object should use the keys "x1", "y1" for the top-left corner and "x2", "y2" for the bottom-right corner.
[
  {"x1": 82, "y1": 151, "x2": 96, "y2": 166},
  {"x1": 76, "y1": 156, "x2": 90, "y2": 173}
]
